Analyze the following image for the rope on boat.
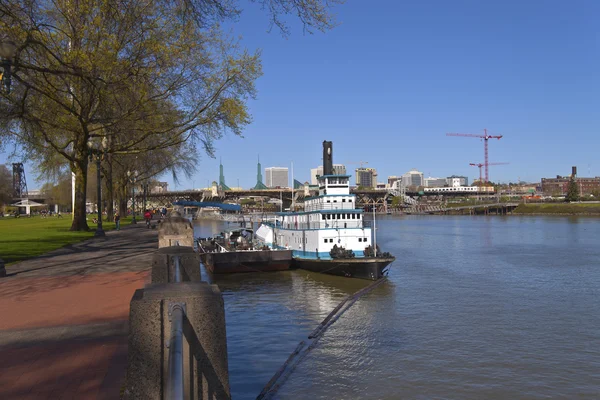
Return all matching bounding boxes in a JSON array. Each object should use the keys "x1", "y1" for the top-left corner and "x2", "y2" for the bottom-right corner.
[{"x1": 255, "y1": 277, "x2": 388, "y2": 400}]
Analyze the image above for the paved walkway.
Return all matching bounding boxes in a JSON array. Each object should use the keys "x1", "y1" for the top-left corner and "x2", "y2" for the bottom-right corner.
[{"x1": 0, "y1": 224, "x2": 158, "y2": 399}]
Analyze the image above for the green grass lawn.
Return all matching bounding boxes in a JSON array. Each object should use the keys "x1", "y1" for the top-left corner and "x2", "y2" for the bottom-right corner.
[
  {"x1": 513, "y1": 203, "x2": 600, "y2": 215},
  {"x1": 0, "y1": 216, "x2": 131, "y2": 264}
]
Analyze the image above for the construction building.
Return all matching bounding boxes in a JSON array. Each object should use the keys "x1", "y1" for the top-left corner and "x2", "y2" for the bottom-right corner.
[
  {"x1": 265, "y1": 167, "x2": 289, "y2": 188},
  {"x1": 355, "y1": 168, "x2": 377, "y2": 188}
]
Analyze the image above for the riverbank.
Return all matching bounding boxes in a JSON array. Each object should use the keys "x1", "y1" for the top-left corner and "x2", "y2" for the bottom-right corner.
[
  {"x1": 0, "y1": 216, "x2": 132, "y2": 264},
  {"x1": 513, "y1": 203, "x2": 600, "y2": 216},
  {"x1": 0, "y1": 224, "x2": 155, "y2": 399}
]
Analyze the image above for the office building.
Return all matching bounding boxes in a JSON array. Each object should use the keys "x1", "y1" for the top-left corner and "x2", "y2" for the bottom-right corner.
[
  {"x1": 402, "y1": 169, "x2": 424, "y2": 188},
  {"x1": 541, "y1": 167, "x2": 600, "y2": 195},
  {"x1": 151, "y1": 182, "x2": 168, "y2": 193},
  {"x1": 355, "y1": 168, "x2": 377, "y2": 188},
  {"x1": 446, "y1": 175, "x2": 468, "y2": 187},
  {"x1": 387, "y1": 176, "x2": 401, "y2": 188},
  {"x1": 310, "y1": 164, "x2": 347, "y2": 185},
  {"x1": 424, "y1": 177, "x2": 447, "y2": 187},
  {"x1": 265, "y1": 167, "x2": 289, "y2": 188}
]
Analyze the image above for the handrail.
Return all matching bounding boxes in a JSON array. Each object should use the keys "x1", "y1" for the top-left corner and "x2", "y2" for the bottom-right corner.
[
  {"x1": 173, "y1": 255, "x2": 182, "y2": 283},
  {"x1": 166, "y1": 303, "x2": 185, "y2": 400}
]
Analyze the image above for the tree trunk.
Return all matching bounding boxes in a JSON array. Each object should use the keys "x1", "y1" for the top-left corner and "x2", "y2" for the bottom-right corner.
[
  {"x1": 70, "y1": 159, "x2": 90, "y2": 231},
  {"x1": 105, "y1": 154, "x2": 114, "y2": 222},
  {"x1": 117, "y1": 183, "x2": 128, "y2": 218}
]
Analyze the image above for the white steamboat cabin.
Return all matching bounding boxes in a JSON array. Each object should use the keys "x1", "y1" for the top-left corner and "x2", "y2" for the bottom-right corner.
[{"x1": 269, "y1": 173, "x2": 373, "y2": 259}]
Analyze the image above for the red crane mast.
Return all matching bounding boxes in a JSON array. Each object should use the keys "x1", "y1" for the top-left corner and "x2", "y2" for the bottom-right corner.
[
  {"x1": 469, "y1": 162, "x2": 509, "y2": 186},
  {"x1": 447, "y1": 129, "x2": 503, "y2": 183}
]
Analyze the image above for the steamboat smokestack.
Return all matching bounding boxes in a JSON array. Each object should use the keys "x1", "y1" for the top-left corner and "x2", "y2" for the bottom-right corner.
[{"x1": 323, "y1": 140, "x2": 333, "y2": 176}]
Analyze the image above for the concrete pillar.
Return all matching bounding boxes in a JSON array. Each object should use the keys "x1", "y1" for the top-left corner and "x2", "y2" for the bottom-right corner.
[
  {"x1": 152, "y1": 246, "x2": 201, "y2": 283},
  {"x1": 124, "y1": 282, "x2": 230, "y2": 400},
  {"x1": 158, "y1": 212, "x2": 195, "y2": 248},
  {"x1": 0, "y1": 258, "x2": 6, "y2": 278}
]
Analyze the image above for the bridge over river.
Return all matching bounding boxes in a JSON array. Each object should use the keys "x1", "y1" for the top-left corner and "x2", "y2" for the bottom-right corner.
[{"x1": 140, "y1": 188, "x2": 505, "y2": 213}]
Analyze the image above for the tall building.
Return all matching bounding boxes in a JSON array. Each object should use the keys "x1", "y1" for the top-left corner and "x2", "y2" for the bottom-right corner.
[
  {"x1": 424, "y1": 177, "x2": 446, "y2": 187},
  {"x1": 310, "y1": 164, "x2": 347, "y2": 185},
  {"x1": 253, "y1": 156, "x2": 268, "y2": 189},
  {"x1": 446, "y1": 175, "x2": 468, "y2": 187},
  {"x1": 219, "y1": 158, "x2": 230, "y2": 190},
  {"x1": 265, "y1": 167, "x2": 289, "y2": 188},
  {"x1": 355, "y1": 168, "x2": 377, "y2": 188},
  {"x1": 402, "y1": 169, "x2": 424, "y2": 188}
]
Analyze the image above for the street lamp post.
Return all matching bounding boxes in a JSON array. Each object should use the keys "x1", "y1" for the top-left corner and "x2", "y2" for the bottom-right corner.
[
  {"x1": 127, "y1": 170, "x2": 138, "y2": 223},
  {"x1": 88, "y1": 137, "x2": 108, "y2": 237},
  {"x1": 142, "y1": 183, "x2": 147, "y2": 213},
  {"x1": 0, "y1": 39, "x2": 16, "y2": 94}
]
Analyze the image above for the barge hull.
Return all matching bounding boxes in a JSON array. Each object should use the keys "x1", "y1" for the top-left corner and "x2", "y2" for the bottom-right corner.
[
  {"x1": 204, "y1": 250, "x2": 293, "y2": 274},
  {"x1": 293, "y1": 257, "x2": 395, "y2": 280}
]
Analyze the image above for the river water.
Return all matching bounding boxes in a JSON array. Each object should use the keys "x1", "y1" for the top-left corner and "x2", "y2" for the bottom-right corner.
[{"x1": 193, "y1": 216, "x2": 600, "y2": 399}]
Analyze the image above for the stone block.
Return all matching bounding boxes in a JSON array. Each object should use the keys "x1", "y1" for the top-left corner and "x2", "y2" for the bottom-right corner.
[
  {"x1": 152, "y1": 246, "x2": 201, "y2": 283},
  {"x1": 124, "y1": 282, "x2": 230, "y2": 400},
  {"x1": 158, "y1": 216, "x2": 194, "y2": 248}
]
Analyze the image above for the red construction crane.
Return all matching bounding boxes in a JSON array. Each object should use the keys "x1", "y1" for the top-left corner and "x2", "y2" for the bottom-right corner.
[
  {"x1": 469, "y1": 162, "x2": 509, "y2": 186},
  {"x1": 447, "y1": 129, "x2": 503, "y2": 183}
]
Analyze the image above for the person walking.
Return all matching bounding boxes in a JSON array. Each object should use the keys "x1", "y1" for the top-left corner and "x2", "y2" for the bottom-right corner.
[
  {"x1": 144, "y1": 210, "x2": 152, "y2": 228},
  {"x1": 114, "y1": 212, "x2": 121, "y2": 231}
]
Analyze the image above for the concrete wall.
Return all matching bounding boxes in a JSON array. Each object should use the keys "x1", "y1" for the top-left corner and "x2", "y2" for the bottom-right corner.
[
  {"x1": 152, "y1": 246, "x2": 201, "y2": 283},
  {"x1": 158, "y1": 215, "x2": 195, "y2": 248},
  {"x1": 125, "y1": 283, "x2": 230, "y2": 400}
]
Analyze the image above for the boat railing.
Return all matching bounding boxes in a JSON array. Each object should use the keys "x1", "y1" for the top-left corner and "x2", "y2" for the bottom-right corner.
[
  {"x1": 280, "y1": 220, "x2": 365, "y2": 230},
  {"x1": 304, "y1": 203, "x2": 356, "y2": 212},
  {"x1": 216, "y1": 242, "x2": 228, "y2": 253}
]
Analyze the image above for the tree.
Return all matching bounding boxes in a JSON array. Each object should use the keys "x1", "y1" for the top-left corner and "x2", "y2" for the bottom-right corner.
[
  {"x1": 40, "y1": 174, "x2": 72, "y2": 210},
  {"x1": 0, "y1": 164, "x2": 12, "y2": 209},
  {"x1": 565, "y1": 176, "x2": 579, "y2": 202},
  {"x1": 1, "y1": 0, "x2": 341, "y2": 230}
]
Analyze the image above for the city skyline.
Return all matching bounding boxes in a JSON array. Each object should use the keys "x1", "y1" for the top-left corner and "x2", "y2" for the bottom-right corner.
[{"x1": 2, "y1": 0, "x2": 598, "y2": 190}]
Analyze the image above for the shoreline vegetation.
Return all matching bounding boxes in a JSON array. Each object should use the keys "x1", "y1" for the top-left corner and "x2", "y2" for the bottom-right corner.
[
  {"x1": 512, "y1": 203, "x2": 600, "y2": 216},
  {"x1": 0, "y1": 216, "x2": 132, "y2": 265}
]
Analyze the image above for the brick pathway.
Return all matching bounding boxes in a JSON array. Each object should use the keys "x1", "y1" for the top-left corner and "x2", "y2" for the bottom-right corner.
[{"x1": 0, "y1": 224, "x2": 157, "y2": 399}]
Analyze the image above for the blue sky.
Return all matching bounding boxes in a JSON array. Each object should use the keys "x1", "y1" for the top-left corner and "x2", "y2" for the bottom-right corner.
[{"x1": 2, "y1": 0, "x2": 598, "y2": 189}]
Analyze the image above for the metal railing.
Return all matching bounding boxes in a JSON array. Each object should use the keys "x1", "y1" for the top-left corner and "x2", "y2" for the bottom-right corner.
[
  {"x1": 279, "y1": 220, "x2": 365, "y2": 230},
  {"x1": 167, "y1": 302, "x2": 185, "y2": 399},
  {"x1": 173, "y1": 254, "x2": 182, "y2": 282},
  {"x1": 167, "y1": 254, "x2": 185, "y2": 400},
  {"x1": 304, "y1": 202, "x2": 356, "y2": 212}
]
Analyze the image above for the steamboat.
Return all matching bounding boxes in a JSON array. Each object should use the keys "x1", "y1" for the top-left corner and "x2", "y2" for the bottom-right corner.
[{"x1": 256, "y1": 140, "x2": 395, "y2": 280}]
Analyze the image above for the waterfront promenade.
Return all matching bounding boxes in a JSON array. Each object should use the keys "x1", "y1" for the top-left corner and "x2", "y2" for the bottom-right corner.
[{"x1": 0, "y1": 224, "x2": 157, "y2": 399}]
